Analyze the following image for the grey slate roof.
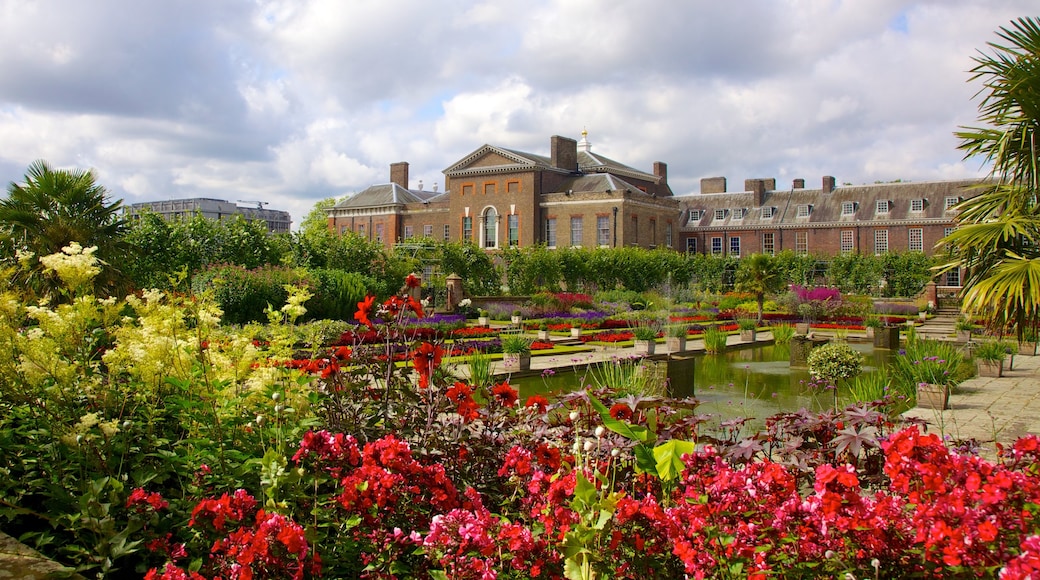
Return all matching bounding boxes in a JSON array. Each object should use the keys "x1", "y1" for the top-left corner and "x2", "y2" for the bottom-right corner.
[
  {"x1": 445, "y1": 143, "x2": 659, "y2": 182},
  {"x1": 333, "y1": 183, "x2": 439, "y2": 209},
  {"x1": 553, "y1": 173, "x2": 645, "y2": 194}
]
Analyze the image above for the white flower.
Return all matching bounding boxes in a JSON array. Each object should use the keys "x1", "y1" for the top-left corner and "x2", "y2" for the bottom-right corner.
[
  {"x1": 569, "y1": 411, "x2": 580, "y2": 422},
  {"x1": 583, "y1": 440, "x2": 595, "y2": 452},
  {"x1": 459, "y1": 298, "x2": 472, "y2": 307},
  {"x1": 595, "y1": 426, "x2": 606, "y2": 438}
]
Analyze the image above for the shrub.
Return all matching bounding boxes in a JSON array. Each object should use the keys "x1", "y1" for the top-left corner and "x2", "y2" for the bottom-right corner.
[
  {"x1": 771, "y1": 323, "x2": 795, "y2": 344},
  {"x1": 192, "y1": 263, "x2": 310, "y2": 325},
  {"x1": 807, "y1": 342, "x2": 863, "y2": 383},
  {"x1": 702, "y1": 326, "x2": 729, "y2": 353}
]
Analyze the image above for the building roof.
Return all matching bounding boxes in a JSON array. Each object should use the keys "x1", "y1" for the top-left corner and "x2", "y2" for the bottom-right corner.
[
  {"x1": 332, "y1": 183, "x2": 440, "y2": 209},
  {"x1": 678, "y1": 178, "x2": 986, "y2": 230},
  {"x1": 553, "y1": 173, "x2": 648, "y2": 194}
]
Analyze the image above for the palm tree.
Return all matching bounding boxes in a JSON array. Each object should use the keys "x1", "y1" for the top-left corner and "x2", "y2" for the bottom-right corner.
[
  {"x1": 1, "y1": 160, "x2": 131, "y2": 298},
  {"x1": 734, "y1": 253, "x2": 783, "y2": 323},
  {"x1": 941, "y1": 17, "x2": 1040, "y2": 342}
]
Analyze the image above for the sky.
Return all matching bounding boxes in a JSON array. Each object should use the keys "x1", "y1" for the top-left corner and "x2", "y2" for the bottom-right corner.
[{"x1": 0, "y1": 1, "x2": 1034, "y2": 229}]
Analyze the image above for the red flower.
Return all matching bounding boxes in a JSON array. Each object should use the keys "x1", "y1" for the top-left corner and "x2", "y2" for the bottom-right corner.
[
  {"x1": 446, "y1": 381, "x2": 473, "y2": 403},
  {"x1": 491, "y1": 381, "x2": 519, "y2": 408},
  {"x1": 412, "y1": 342, "x2": 444, "y2": 388},
  {"x1": 525, "y1": 395, "x2": 549, "y2": 413},
  {"x1": 127, "y1": 488, "x2": 168, "y2": 512},
  {"x1": 405, "y1": 273, "x2": 421, "y2": 288},
  {"x1": 355, "y1": 294, "x2": 377, "y2": 329},
  {"x1": 609, "y1": 403, "x2": 633, "y2": 421}
]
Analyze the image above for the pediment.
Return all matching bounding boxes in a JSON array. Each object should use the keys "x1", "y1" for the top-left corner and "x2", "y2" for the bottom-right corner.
[
  {"x1": 444, "y1": 144, "x2": 544, "y2": 176},
  {"x1": 470, "y1": 151, "x2": 517, "y2": 169}
]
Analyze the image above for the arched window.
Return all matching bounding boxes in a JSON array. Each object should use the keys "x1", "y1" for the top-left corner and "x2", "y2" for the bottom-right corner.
[{"x1": 483, "y1": 206, "x2": 498, "y2": 249}]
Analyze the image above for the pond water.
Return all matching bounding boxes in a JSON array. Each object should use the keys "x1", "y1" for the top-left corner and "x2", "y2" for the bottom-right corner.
[{"x1": 511, "y1": 342, "x2": 893, "y2": 420}]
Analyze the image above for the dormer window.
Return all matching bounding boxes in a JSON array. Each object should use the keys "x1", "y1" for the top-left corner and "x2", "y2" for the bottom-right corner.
[
  {"x1": 841, "y1": 201, "x2": 856, "y2": 216},
  {"x1": 911, "y1": 199, "x2": 925, "y2": 212},
  {"x1": 714, "y1": 209, "x2": 727, "y2": 221},
  {"x1": 688, "y1": 209, "x2": 702, "y2": 223},
  {"x1": 761, "y1": 206, "x2": 775, "y2": 219},
  {"x1": 876, "y1": 200, "x2": 891, "y2": 214},
  {"x1": 733, "y1": 208, "x2": 745, "y2": 220},
  {"x1": 796, "y1": 204, "x2": 812, "y2": 218},
  {"x1": 944, "y1": 196, "x2": 960, "y2": 211}
]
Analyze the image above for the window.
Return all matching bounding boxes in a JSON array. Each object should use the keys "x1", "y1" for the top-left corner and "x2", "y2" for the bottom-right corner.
[
  {"x1": 483, "y1": 207, "x2": 498, "y2": 249},
  {"x1": 423, "y1": 224, "x2": 433, "y2": 238},
  {"x1": 508, "y1": 214, "x2": 519, "y2": 246},
  {"x1": 841, "y1": 201, "x2": 856, "y2": 216},
  {"x1": 403, "y1": 225, "x2": 413, "y2": 239},
  {"x1": 762, "y1": 232, "x2": 775, "y2": 255},
  {"x1": 733, "y1": 208, "x2": 745, "y2": 220},
  {"x1": 463, "y1": 217, "x2": 472, "y2": 241},
  {"x1": 946, "y1": 268, "x2": 960, "y2": 287},
  {"x1": 650, "y1": 218, "x2": 657, "y2": 246},
  {"x1": 909, "y1": 228, "x2": 923, "y2": 252},
  {"x1": 840, "y1": 230, "x2": 854, "y2": 255},
  {"x1": 688, "y1": 210, "x2": 702, "y2": 223},
  {"x1": 358, "y1": 224, "x2": 366, "y2": 236},
  {"x1": 484, "y1": 183, "x2": 496, "y2": 195},
  {"x1": 570, "y1": 216, "x2": 583, "y2": 246},
  {"x1": 797, "y1": 204, "x2": 812, "y2": 218},
  {"x1": 545, "y1": 217, "x2": 556, "y2": 247},
  {"x1": 911, "y1": 199, "x2": 924, "y2": 212},
  {"x1": 795, "y1": 231, "x2": 808, "y2": 255},
  {"x1": 714, "y1": 209, "x2": 726, "y2": 221},
  {"x1": 665, "y1": 222, "x2": 673, "y2": 247},
  {"x1": 339, "y1": 225, "x2": 348, "y2": 235},
  {"x1": 686, "y1": 237, "x2": 697, "y2": 254},
  {"x1": 711, "y1": 236, "x2": 723, "y2": 255},
  {"x1": 443, "y1": 225, "x2": 450, "y2": 240},
  {"x1": 375, "y1": 223, "x2": 384, "y2": 243},
  {"x1": 944, "y1": 226, "x2": 955, "y2": 237},
  {"x1": 632, "y1": 216, "x2": 638, "y2": 244},
  {"x1": 761, "y1": 206, "x2": 774, "y2": 219},
  {"x1": 945, "y1": 196, "x2": 960, "y2": 210},
  {"x1": 729, "y1": 236, "x2": 740, "y2": 257},
  {"x1": 597, "y1": 216, "x2": 610, "y2": 246},
  {"x1": 876, "y1": 200, "x2": 890, "y2": 214},
  {"x1": 874, "y1": 229, "x2": 889, "y2": 254}
]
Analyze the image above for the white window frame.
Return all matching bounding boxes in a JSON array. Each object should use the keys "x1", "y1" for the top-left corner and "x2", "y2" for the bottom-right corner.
[
  {"x1": 714, "y1": 208, "x2": 726, "y2": 221},
  {"x1": 423, "y1": 224, "x2": 433, "y2": 238},
  {"x1": 443, "y1": 224, "x2": 450, "y2": 241},
  {"x1": 761, "y1": 206, "x2": 774, "y2": 219},
  {"x1": 841, "y1": 201, "x2": 856, "y2": 216},
  {"x1": 874, "y1": 229, "x2": 889, "y2": 255},
  {"x1": 570, "y1": 216, "x2": 583, "y2": 247},
  {"x1": 876, "y1": 200, "x2": 890, "y2": 214},
  {"x1": 797, "y1": 204, "x2": 812, "y2": 218},
  {"x1": 840, "y1": 230, "x2": 854, "y2": 255},
  {"x1": 762, "y1": 232, "x2": 775, "y2": 255},
  {"x1": 711, "y1": 236, "x2": 723, "y2": 255},
  {"x1": 795, "y1": 231, "x2": 808, "y2": 255},
  {"x1": 945, "y1": 197, "x2": 960, "y2": 211},
  {"x1": 545, "y1": 217, "x2": 556, "y2": 247},
  {"x1": 596, "y1": 215, "x2": 609, "y2": 246},
  {"x1": 910, "y1": 199, "x2": 924, "y2": 212},
  {"x1": 688, "y1": 210, "x2": 701, "y2": 223},
  {"x1": 729, "y1": 236, "x2": 740, "y2": 257},
  {"x1": 686, "y1": 237, "x2": 697, "y2": 254},
  {"x1": 909, "y1": 227, "x2": 923, "y2": 252},
  {"x1": 732, "y1": 208, "x2": 745, "y2": 220},
  {"x1": 508, "y1": 214, "x2": 519, "y2": 247}
]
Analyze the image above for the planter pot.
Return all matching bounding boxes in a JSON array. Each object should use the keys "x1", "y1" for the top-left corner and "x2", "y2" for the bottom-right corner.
[
  {"x1": 795, "y1": 323, "x2": 810, "y2": 334},
  {"x1": 665, "y1": 336, "x2": 687, "y2": 352},
  {"x1": 1020, "y1": 341, "x2": 1037, "y2": 356},
  {"x1": 865, "y1": 327, "x2": 876, "y2": 339},
  {"x1": 570, "y1": 327, "x2": 582, "y2": 338},
  {"x1": 976, "y1": 359, "x2": 1004, "y2": 378},
  {"x1": 537, "y1": 330, "x2": 550, "y2": 340},
  {"x1": 633, "y1": 340, "x2": 656, "y2": 355},
  {"x1": 478, "y1": 316, "x2": 489, "y2": 327},
  {"x1": 511, "y1": 316, "x2": 522, "y2": 325},
  {"x1": 919, "y1": 312, "x2": 928, "y2": 321},
  {"x1": 916, "y1": 383, "x2": 950, "y2": 411},
  {"x1": 739, "y1": 329, "x2": 757, "y2": 342},
  {"x1": 956, "y1": 330, "x2": 972, "y2": 343},
  {"x1": 790, "y1": 335, "x2": 829, "y2": 368},
  {"x1": 502, "y1": 353, "x2": 531, "y2": 372}
]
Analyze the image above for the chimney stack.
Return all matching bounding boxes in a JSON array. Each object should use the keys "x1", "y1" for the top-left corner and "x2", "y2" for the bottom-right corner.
[
  {"x1": 793, "y1": 178, "x2": 805, "y2": 189},
  {"x1": 653, "y1": 161, "x2": 668, "y2": 184},
  {"x1": 701, "y1": 176, "x2": 727, "y2": 194},
  {"x1": 822, "y1": 176, "x2": 835, "y2": 194},
  {"x1": 390, "y1": 162, "x2": 409, "y2": 188},
  {"x1": 550, "y1": 135, "x2": 578, "y2": 172},
  {"x1": 749, "y1": 179, "x2": 767, "y2": 206}
]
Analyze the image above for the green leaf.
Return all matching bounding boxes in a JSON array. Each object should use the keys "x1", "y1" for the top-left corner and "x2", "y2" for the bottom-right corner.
[
  {"x1": 653, "y1": 439, "x2": 696, "y2": 482},
  {"x1": 588, "y1": 395, "x2": 652, "y2": 443},
  {"x1": 573, "y1": 472, "x2": 596, "y2": 510}
]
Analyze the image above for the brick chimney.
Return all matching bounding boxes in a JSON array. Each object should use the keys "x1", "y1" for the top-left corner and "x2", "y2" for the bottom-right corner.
[
  {"x1": 390, "y1": 162, "x2": 409, "y2": 188},
  {"x1": 822, "y1": 175, "x2": 835, "y2": 194},
  {"x1": 701, "y1": 177, "x2": 726, "y2": 194},
  {"x1": 748, "y1": 179, "x2": 767, "y2": 206},
  {"x1": 653, "y1": 161, "x2": 668, "y2": 183},
  {"x1": 793, "y1": 178, "x2": 805, "y2": 189},
  {"x1": 550, "y1": 135, "x2": 578, "y2": 172}
]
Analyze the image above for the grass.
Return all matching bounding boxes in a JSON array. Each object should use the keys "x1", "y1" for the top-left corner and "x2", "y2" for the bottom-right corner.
[{"x1": 702, "y1": 326, "x2": 729, "y2": 354}]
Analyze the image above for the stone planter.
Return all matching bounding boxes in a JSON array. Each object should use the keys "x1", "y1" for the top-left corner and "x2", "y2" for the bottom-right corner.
[
  {"x1": 795, "y1": 322, "x2": 810, "y2": 334},
  {"x1": 956, "y1": 330, "x2": 972, "y2": 343},
  {"x1": 865, "y1": 327, "x2": 876, "y2": 339},
  {"x1": 976, "y1": 359, "x2": 1004, "y2": 378},
  {"x1": 916, "y1": 383, "x2": 950, "y2": 411},
  {"x1": 633, "y1": 340, "x2": 656, "y2": 355},
  {"x1": 790, "y1": 335, "x2": 828, "y2": 368},
  {"x1": 665, "y1": 336, "x2": 687, "y2": 352},
  {"x1": 919, "y1": 312, "x2": 928, "y2": 321},
  {"x1": 502, "y1": 353, "x2": 531, "y2": 372},
  {"x1": 570, "y1": 327, "x2": 582, "y2": 338},
  {"x1": 739, "y1": 329, "x2": 757, "y2": 342},
  {"x1": 1020, "y1": 341, "x2": 1037, "y2": 356},
  {"x1": 478, "y1": 316, "x2": 489, "y2": 327},
  {"x1": 537, "y1": 330, "x2": 550, "y2": 340},
  {"x1": 873, "y1": 326, "x2": 901, "y2": 350},
  {"x1": 511, "y1": 315, "x2": 522, "y2": 325}
]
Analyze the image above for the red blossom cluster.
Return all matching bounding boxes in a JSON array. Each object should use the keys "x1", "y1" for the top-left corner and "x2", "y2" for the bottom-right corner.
[{"x1": 127, "y1": 488, "x2": 168, "y2": 513}]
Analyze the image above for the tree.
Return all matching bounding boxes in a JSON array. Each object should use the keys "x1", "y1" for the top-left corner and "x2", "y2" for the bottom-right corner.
[
  {"x1": 942, "y1": 17, "x2": 1040, "y2": 341},
  {"x1": 734, "y1": 253, "x2": 784, "y2": 322},
  {"x1": 1, "y1": 160, "x2": 130, "y2": 298}
]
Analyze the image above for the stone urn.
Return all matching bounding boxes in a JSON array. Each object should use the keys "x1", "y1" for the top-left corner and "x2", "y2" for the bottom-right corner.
[
  {"x1": 666, "y1": 336, "x2": 687, "y2": 352},
  {"x1": 633, "y1": 340, "x2": 656, "y2": 355}
]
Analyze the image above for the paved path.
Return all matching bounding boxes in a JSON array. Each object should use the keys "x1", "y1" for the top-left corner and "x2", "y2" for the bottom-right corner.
[{"x1": 0, "y1": 531, "x2": 80, "y2": 579}]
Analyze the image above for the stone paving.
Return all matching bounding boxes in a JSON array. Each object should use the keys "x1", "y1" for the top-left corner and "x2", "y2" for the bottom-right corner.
[{"x1": 0, "y1": 531, "x2": 80, "y2": 579}]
